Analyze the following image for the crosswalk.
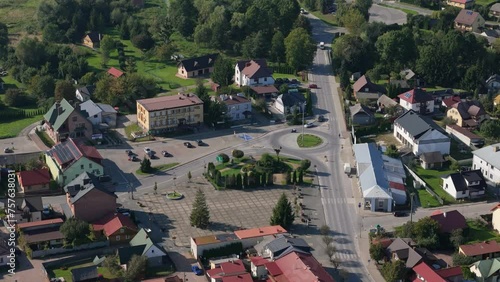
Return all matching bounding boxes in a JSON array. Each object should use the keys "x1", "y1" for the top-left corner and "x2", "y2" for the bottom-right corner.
[
  {"x1": 321, "y1": 197, "x2": 356, "y2": 205},
  {"x1": 333, "y1": 249, "x2": 359, "y2": 261}
]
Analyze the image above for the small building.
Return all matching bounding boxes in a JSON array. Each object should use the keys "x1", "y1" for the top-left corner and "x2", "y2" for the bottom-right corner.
[
  {"x1": 350, "y1": 103, "x2": 375, "y2": 125},
  {"x1": 446, "y1": 0, "x2": 474, "y2": 9},
  {"x1": 255, "y1": 234, "x2": 311, "y2": 260},
  {"x1": 206, "y1": 260, "x2": 253, "y2": 282},
  {"x1": 17, "y1": 218, "x2": 65, "y2": 252},
  {"x1": 442, "y1": 170, "x2": 487, "y2": 200},
  {"x1": 472, "y1": 143, "x2": 500, "y2": 184},
  {"x1": 470, "y1": 258, "x2": 500, "y2": 281},
  {"x1": 397, "y1": 88, "x2": 434, "y2": 115},
  {"x1": 3, "y1": 196, "x2": 43, "y2": 224},
  {"x1": 129, "y1": 228, "x2": 168, "y2": 267},
  {"x1": 400, "y1": 68, "x2": 425, "y2": 87},
  {"x1": 64, "y1": 172, "x2": 117, "y2": 222},
  {"x1": 446, "y1": 100, "x2": 487, "y2": 128},
  {"x1": 79, "y1": 100, "x2": 117, "y2": 128},
  {"x1": 118, "y1": 244, "x2": 146, "y2": 270},
  {"x1": 82, "y1": 32, "x2": 102, "y2": 49},
  {"x1": 412, "y1": 262, "x2": 447, "y2": 282},
  {"x1": 420, "y1": 151, "x2": 445, "y2": 169},
  {"x1": 190, "y1": 233, "x2": 239, "y2": 259},
  {"x1": 177, "y1": 53, "x2": 218, "y2": 79},
  {"x1": 235, "y1": 59, "x2": 274, "y2": 87},
  {"x1": 492, "y1": 203, "x2": 500, "y2": 233},
  {"x1": 459, "y1": 241, "x2": 500, "y2": 260},
  {"x1": 234, "y1": 226, "x2": 287, "y2": 249},
  {"x1": 386, "y1": 238, "x2": 422, "y2": 268},
  {"x1": 136, "y1": 93, "x2": 204, "y2": 134},
  {"x1": 352, "y1": 75, "x2": 386, "y2": 101},
  {"x1": 250, "y1": 85, "x2": 279, "y2": 98},
  {"x1": 275, "y1": 92, "x2": 306, "y2": 115},
  {"x1": 43, "y1": 98, "x2": 94, "y2": 143},
  {"x1": 71, "y1": 265, "x2": 99, "y2": 282},
  {"x1": 108, "y1": 67, "x2": 124, "y2": 78},
  {"x1": 17, "y1": 169, "x2": 51, "y2": 194},
  {"x1": 490, "y1": 3, "x2": 500, "y2": 20},
  {"x1": 393, "y1": 110, "x2": 450, "y2": 156},
  {"x1": 446, "y1": 124, "x2": 484, "y2": 147},
  {"x1": 45, "y1": 138, "x2": 104, "y2": 187},
  {"x1": 271, "y1": 252, "x2": 335, "y2": 282},
  {"x1": 215, "y1": 94, "x2": 252, "y2": 121},
  {"x1": 75, "y1": 85, "x2": 96, "y2": 102},
  {"x1": 441, "y1": 96, "x2": 461, "y2": 108},
  {"x1": 454, "y1": 9, "x2": 485, "y2": 33},
  {"x1": 250, "y1": 256, "x2": 269, "y2": 279},
  {"x1": 430, "y1": 210, "x2": 467, "y2": 233},
  {"x1": 92, "y1": 213, "x2": 138, "y2": 245}
]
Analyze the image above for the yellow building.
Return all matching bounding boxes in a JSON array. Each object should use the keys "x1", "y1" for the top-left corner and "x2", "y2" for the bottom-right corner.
[{"x1": 137, "y1": 93, "x2": 204, "y2": 134}]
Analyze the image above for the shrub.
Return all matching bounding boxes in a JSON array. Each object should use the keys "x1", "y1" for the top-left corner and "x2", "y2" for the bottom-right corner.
[
  {"x1": 218, "y1": 153, "x2": 230, "y2": 163},
  {"x1": 4, "y1": 89, "x2": 25, "y2": 107},
  {"x1": 131, "y1": 33, "x2": 155, "y2": 50},
  {"x1": 300, "y1": 159, "x2": 311, "y2": 171},
  {"x1": 232, "y1": 149, "x2": 244, "y2": 158}
]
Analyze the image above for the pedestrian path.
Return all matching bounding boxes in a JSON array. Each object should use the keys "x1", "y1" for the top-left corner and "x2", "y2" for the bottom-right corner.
[
  {"x1": 333, "y1": 249, "x2": 359, "y2": 261},
  {"x1": 321, "y1": 197, "x2": 356, "y2": 205}
]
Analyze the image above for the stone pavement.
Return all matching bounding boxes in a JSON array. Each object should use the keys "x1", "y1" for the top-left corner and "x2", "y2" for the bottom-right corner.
[{"x1": 136, "y1": 176, "x2": 293, "y2": 247}]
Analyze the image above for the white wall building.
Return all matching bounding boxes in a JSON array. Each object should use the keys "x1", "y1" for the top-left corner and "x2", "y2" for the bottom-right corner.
[
  {"x1": 397, "y1": 88, "x2": 434, "y2": 114},
  {"x1": 215, "y1": 94, "x2": 252, "y2": 121},
  {"x1": 472, "y1": 143, "x2": 500, "y2": 185},
  {"x1": 235, "y1": 59, "x2": 274, "y2": 87}
]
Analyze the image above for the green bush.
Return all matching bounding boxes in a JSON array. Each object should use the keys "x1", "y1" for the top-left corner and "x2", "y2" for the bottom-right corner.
[
  {"x1": 232, "y1": 150, "x2": 244, "y2": 158},
  {"x1": 300, "y1": 159, "x2": 311, "y2": 171},
  {"x1": 218, "y1": 153, "x2": 230, "y2": 163},
  {"x1": 202, "y1": 242, "x2": 243, "y2": 259}
]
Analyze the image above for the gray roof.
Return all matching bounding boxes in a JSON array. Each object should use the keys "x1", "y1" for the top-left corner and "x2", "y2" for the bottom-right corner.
[
  {"x1": 278, "y1": 92, "x2": 306, "y2": 107},
  {"x1": 350, "y1": 103, "x2": 373, "y2": 117},
  {"x1": 263, "y1": 234, "x2": 311, "y2": 259},
  {"x1": 254, "y1": 235, "x2": 276, "y2": 256},
  {"x1": 400, "y1": 69, "x2": 416, "y2": 80},
  {"x1": 377, "y1": 94, "x2": 398, "y2": 108},
  {"x1": 3, "y1": 196, "x2": 44, "y2": 213},
  {"x1": 71, "y1": 265, "x2": 98, "y2": 282},
  {"x1": 394, "y1": 110, "x2": 446, "y2": 140},
  {"x1": 118, "y1": 245, "x2": 147, "y2": 265},
  {"x1": 64, "y1": 172, "x2": 116, "y2": 203},
  {"x1": 472, "y1": 143, "x2": 500, "y2": 169},
  {"x1": 446, "y1": 169, "x2": 486, "y2": 192},
  {"x1": 97, "y1": 103, "x2": 117, "y2": 113},
  {"x1": 353, "y1": 143, "x2": 392, "y2": 199},
  {"x1": 76, "y1": 85, "x2": 95, "y2": 98},
  {"x1": 130, "y1": 228, "x2": 166, "y2": 256},
  {"x1": 79, "y1": 100, "x2": 102, "y2": 118},
  {"x1": 386, "y1": 238, "x2": 422, "y2": 268}
]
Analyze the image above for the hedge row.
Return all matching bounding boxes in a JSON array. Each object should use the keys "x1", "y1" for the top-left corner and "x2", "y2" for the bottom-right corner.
[{"x1": 0, "y1": 108, "x2": 47, "y2": 120}]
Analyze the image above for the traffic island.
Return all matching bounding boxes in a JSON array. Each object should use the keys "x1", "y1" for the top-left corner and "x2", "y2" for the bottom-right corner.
[
  {"x1": 166, "y1": 191, "x2": 184, "y2": 200},
  {"x1": 297, "y1": 134, "x2": 323, "y2": 148}
]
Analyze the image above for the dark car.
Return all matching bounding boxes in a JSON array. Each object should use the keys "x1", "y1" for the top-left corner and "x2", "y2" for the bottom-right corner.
[
  {"x1": 283, "y1": 78, "x2": 290, "y2": 83},
  {"x1": 184, "y1": 142, "x2": 194, "y2": 148},
  {"x1": 393, "y1": 211, "x2": 408, "y2": 217},
  {"x1": 275, "y1": 78, "x2": 283, "y2": 84},
  {"x1": 161, "y1": 150, "x2": 170, "y2": 157},
  {"x1": 3, "y1": 148, "x2": 13, "y2": 153},
  {"x1": 197, "y1": 140, "x2": 204, "y2": 146},
  {"x1": 192, "y1": 265, "x2": 203, "y2": 275},
  {"x1": 318, "y1": 115, "x2": 325, "y2": 122},
  {"x1": 126, "y1": 150, "x2": 134, "y2": 156},
  {"x1": 290, "y1": 79, "x2": 299, "y2": 84},
  {"x1": 309, "y1": 84, "x2": 318, "y2": 89}
]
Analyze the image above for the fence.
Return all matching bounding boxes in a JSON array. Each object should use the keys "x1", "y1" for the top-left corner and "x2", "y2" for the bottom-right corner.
[
  {"x1": 0, "y1": 151, "x2": 43, "y2": 166},
  {"x1": 32, "y1": 240, "x2": 109, "y2": 258},
  {"x1": 404, "y1": 164, "x2": 444, "y2": 205}
]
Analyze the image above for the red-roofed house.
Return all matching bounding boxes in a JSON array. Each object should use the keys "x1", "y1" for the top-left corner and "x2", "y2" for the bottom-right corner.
[
  {"x1": 435, "y1": 266, "x2": 463, "y2": 281},
  {"x1": 271, "y1": 252, "x2": 335, "y2": 282},
  {"x1": 206, "y1": 259, "x2": 248, "y2": 282},
  {"x1": 398, "y1": 88, "x2": 434, "y2": 115},
  {"x1": 459, "y1": 241, "x2": 500, "y2": 260},
  {"x1": 93, "y1": 213, "x2": 138, "y2": 245},
  {"x1": 234, "y1": 225, "x2": 287, "y2": 248},
  {"x1": 265, "y1": 261, "x2": 282, "y2": 277},
  {"x1": 441, "y1": 96, "x2": 461, "y2": 108},
  {"x1": 412, "y1": 262, "x2": 447, "y2": 282},
  {"x1": 430, "y1": 210, "x2": 467, "y2": 233},
  {"x1": 446, "y1": 0, "x2": 474, "y2": 9},
  {"x1": 108, "y1": 67, "x2": 124, "y2": 78},
  {"x1": 220, "y1": 274, "x2": 253, "y2": 282},
  {"x1": 17, "y1": 169, "x2": 51, "y2": 194},
  {"x1": 492, "y1": 203, "x2": 500, "y2": 233},
  {"x1": 234, "y1": 60, "x2": 274, "y2": 87},
  {"x1": 45, "y1": 138, "x2": 104, "y2": 187},
  {"x1": 250, "y1": 256, "x2": 270, "y2": 279}
]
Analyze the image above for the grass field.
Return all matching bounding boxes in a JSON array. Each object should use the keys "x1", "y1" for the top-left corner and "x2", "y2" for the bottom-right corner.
[
  {"x1": 49, "y1": 263, "x2": 117, "y2": 282},
  {"x1": 35, "y1": 129, "x2": 54, "y2": 147},
  {"x1": 466, "y1": 219, "x2": 499, "y2": 243},
  {"x1": 414, "y1": 166, "x2": 457, "y2": 204},
  {"x1": 0, "y1": 0, "x2": 40, "y2": 34},
  {"x1": 310, "y1": 11, "x2": 338, "y2": 26},
  {"x1": 297, "y1": 134, "x2": 323, "y2": 148},
  {"x1": 416, "y1": 188, "x2": 442, "y2": 207},
  {"x1": 0, "y1": 115, "x2": 42, "y2": 138},
  {"x1": 476, "y1": 0, "x2": 498, "y2": 6}
]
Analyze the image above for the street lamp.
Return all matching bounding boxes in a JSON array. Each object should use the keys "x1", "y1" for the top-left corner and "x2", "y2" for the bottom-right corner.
[
  {"x1": 410, "y1": 192, "x2": 415, "y2": 223},
  {"x1": 274, "y1": 146, "x2": 282, "y2": 161},
  {"x1": 301, "y1": 102, "x2": 307, "y2": 144}
]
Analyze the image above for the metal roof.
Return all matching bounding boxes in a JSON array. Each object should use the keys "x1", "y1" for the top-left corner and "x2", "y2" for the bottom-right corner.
[
  {"x1": 472, "y1": 143, "x2": 500, "y2": 169},
  {"x1": 353, "y1": 143, "x2": 392, "y2": 199}
]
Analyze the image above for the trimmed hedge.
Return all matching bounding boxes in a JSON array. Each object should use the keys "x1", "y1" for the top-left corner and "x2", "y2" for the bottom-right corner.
[{"x1": 202, "y1": 242, "x2": 243, "y2": 259}]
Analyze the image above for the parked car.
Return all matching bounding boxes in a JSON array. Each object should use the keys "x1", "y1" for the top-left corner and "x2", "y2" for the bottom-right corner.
[
  {"x1": 290, "y1": 79, "x2": 299, "y2": 84},
  {"x1": 309, "y1": 84, "x2": 318, "y2": 89},
  {"x1": 196, "y1": 140, "x2": 204, "y2": 146},
  {"x1": 318, "y1": 115, "x2": 325, "y2": 122},
  {"x1": 129, "y1": 156, "x2": 139, "y2": 162},
  {"x1": 3, "y1": 148, "x2": 13, "y2": 153},
  {"x1": 161, "y1": 151, "x2": 170, "y2": 157},
  {"x1": 393, "y1": 211, "x2": 408, "y2": 217},
  {"x1": 283, "y1": 78, "x2": 290, "y2": 83},
  {"x1": 192, "y1": 265, "x2": 203, "y2": 275},
  {"x1": 184, "y1": 142, "x2": 194, "y2": 148},
  {"x1": 126, "y1": 150, "x2": 134, "y2": 156},
  {"x1": 291, "y1": 128, "x2": 297, "y2": 133},
  {"x1": 144, "y1": 147, "x2": 152, "y2": 155},
  {"x1": 275, "y1": 78, "x2": 283, "y2": 84},
  {"x1": 304, "y1": 122, "x2": 315, "y2": 128}
]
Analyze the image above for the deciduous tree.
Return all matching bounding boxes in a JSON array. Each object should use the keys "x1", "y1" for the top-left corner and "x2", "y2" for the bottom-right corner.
[
  {"x1": 54, "y1": 80, "x2": 75, "y2": 101},
  {"x1": 211, "y1": 56, "x2": 233, "y2": 87},
  {"x1": 382, "y1": 260, "x2": 406, "y2": 282},
  {"x1": 60, "y1": 218, "x2": 90, "y2": 246},
  {"x1": 270, "y1": 31, "x2": 286, "y2": 64},
  {"x1": 124, "y1": 255, "x2": 148, "y2": 282},
  {"x1": 284, "y1": 28, "x2": 316, "y2": 71},
  {"x1": 370, "y1": 243, "x2": 385, "y2": 263}
]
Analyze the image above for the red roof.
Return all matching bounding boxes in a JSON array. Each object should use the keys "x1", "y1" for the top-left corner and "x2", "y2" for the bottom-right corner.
[
  {"x1": 108, "y1": 67, "x2": 124, "y2": 78},
  {"x1": 234, "y1": 225, "x2": 287, "y2": 239},
  {"x1": 371, "y1": 238, "x2": 393, "y2": 248},
  {"x1": 429, "y1": 210, "x2": 467, "y2": 233},
  {"x1": 250, "y1": 85, "x2": 279, "y2": 95},
  {"x1": 389, "y1": 181, "x2": 405, "y2": 191},
  {"x1": 273, "y1": 252, "x2": 335, "y2": 282},
  {"x1": 460, "y1": 240, "x2": 500, "y2": 257},
  {"x1": 17, "y1": 218, "x2": 63, "y2": 229},
  {"x1": 265, "y1": 262, "x2": 282, "y2": 276},
  {"x1": 207, "y1": 260, "x2": 246, "y2": 279},
  {"x1": 413, "y1": 262, "x2": 446, "y2": 282},
  {"x1": 491, "y1": 203, "x2": 500, "y2": 211},
  {"x1": 92, "y1": 213, "x2": 137, "y2": 236},
  {"x1": 77, "y1": 141, "x2": 104, "y2": 161},
  {"x1": 435, "y1": 266, "x2": 463, "y2": 278},
  {"x1": 17, "y1": 169, "x2": 50, "y2": 187},
  {"x1": 442, "y1": 96, "x2": 461, "y2": 107},
  {"x1": 221, "y1": 273, "x2": 253, "y2": 282},
  {"x1": 250, "y1": 256, "x2": 269, "y2": 267},
  {"x1": 398, "y1": 88, "x2": 433, "y2": 104}
]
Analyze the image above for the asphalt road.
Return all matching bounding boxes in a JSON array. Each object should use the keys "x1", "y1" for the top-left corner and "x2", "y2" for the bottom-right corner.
[
  {"x1": 382, "y1": 1, "x2": 434, "y2": 16},
  {"x1": 369, "y1": 4, "x2": 407, "y2": 25}
]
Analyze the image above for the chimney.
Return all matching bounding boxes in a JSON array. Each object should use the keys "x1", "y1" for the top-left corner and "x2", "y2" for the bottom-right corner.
[
  {"x1": 245, "y1": 62, "x2": 251, "y2": 67},
  {"x1": 194, "y1": 61, "x2": 198, "y2": 67},
  {"x1": 229, "y1": 95, "x2": 233, "y2": 100},
  {"x1": 56, "y1": 101, "x2": 61, "y2": 115}
]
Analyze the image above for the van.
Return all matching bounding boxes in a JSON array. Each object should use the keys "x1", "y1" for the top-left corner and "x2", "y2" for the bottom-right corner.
[{"x1": 319, "y1": 42, "x2": 325, "y2": 49}]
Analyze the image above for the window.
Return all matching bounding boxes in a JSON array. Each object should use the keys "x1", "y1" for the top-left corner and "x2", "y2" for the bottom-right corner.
[
  {"x1": 492, "y1": 165, "x2": 494, "y2": 169},
  {"x1": 89, "y1": 163, "x2": 92, "y2": 168},
  {"x1": 93, "y1": 115, "x2": 97, "y2": 118},
  {"x1": 445, "y1": 184, "x2": 448, "y2": 188},
  {"x1": 81, "y1": 165, "x2": 84, "y2": 169},
  {"x1": 72, "y1": 116, "x2": 77, "y2": 122},
  {"x1": 125, "y1": 235, "x2": 130, "y2": 239},
  {"x1": 116, "y1": 235, "x2": 120, "y2": 241},
  {"x1": 264, "y1": 77, "x2": 267, "y2": 81},
  {"x1": 120, "y1": 228, "x2": 124, "y2": 233},
  {"x1": 491, "y1": 174, "x2": 493, "y2": 179},
  {"x1": 462, "y1": 191, "x2": 466, "y2": 195}
]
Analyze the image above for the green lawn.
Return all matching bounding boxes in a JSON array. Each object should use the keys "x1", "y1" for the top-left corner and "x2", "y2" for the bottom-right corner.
[
  {"x1": 0, "y1": 115, "x2": 42, "y2": 139},
  {"x1": 466, "y1": 219, "x2": 499, "y2": 243},
  {"x1": 273, "y1": 73, "x2": 300, "y2": 79},
  {"x1": 414, "y1": 166, "x2": 457, "y2": 204},
  {"x1": 310, "y1": 11, "x2": 338, "y2": 26},
  {"x1": 476, "y1": 0, "x2": 498, "y2": 5},
  {"x1": 416, "y1": 188, "x2": 442, "y2": 208},
  {"x1": 36, "y1": 130, "x2": 54, "y2": 148},
  {"x1": 136, "y1": 163, "x2": 179, "y2": 175},
  {"x1": 297, "y1": 134, "x2": 323, "y2": 148},
  {"x1": 0, "y1": 0, "x2": 40, "y2": 33},
  {"x1": 378, "y1": 3, "x2": 418, "y2": 15},
  {"x1": 49, "y1": 263, "x2": 118, "y2": 282}
]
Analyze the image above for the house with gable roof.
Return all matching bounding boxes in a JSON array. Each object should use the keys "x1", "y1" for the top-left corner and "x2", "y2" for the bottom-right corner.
[
  {"x1": 82, "y1": 32, "x2": 102, "y2": 49},
  {"x1": 442, "y1": 170, "x2": 486, "y2": 200},
  {"x1": 64, "y1": 172, "x2": 116, "y2": 222},
  {"x1": 393, "y1": 110, "x2": 450, "y2": 156},
  {"x1": 397, "y1": 88, "x2": 434, "y2": 114},
  {"x1": 470, "y1": 258, "x2": 500, "y2": 280},
  {"x1": 270, "y1": 252, "x2": 335, "y2": 282},
  {"x1": 352, "y1": 75, "x2": 386, "y2": 101},
  {"x1": 350, "y1": 103, "x2": 375, "y2": 125},
  {"x1": 2, "y1": 196, "x2": 43, "y2": 223},
  {"x1": 108, "y1": 67, "x2": 124, "y2": 78},
  {"x1": 430, "y1": 210, "x2": 467, "y2": 233},
  {"x1": 234, "y1": 59, "x2": 274, "y2": 87},
  {"x1": 412, "y1": 262, "x2": 463, "y2": 282},
  {"x1": 446, "y1": 0, "x2": 474, "y2": 9},
  {"x1": 17, "y1": 168, "x2": 51, "y2": 194},
  {"x1": 71, "y1": 265, "x2": 99, "y2": 282},
  {"x1": 92, "y1": 213, "x2": 138, "y2": 245},
  {"x1": 177, "y1": 53, "x2": 218, "y2": 79},
  {"x1": 75, "y1": 85, "x2": 96, "y2": 102},
  {"x1": 45, "y1": 138, "x2": 104, "y2": 186},
  {"x1": 79, "y1": 99, "x2": 117, "y2": 128},
  {"x1": 446, "y1": 100, "x2": 487, "y2": 128},
  {"x1": 459, "y1": 240, "x2": 500, "y2": 260},
  {"x1": 43, "y1": 98, "x2": 93, "y2": 143},
  {"x1": 454, "y1": 9, "x2": 485, "y2": 33},
  {"x1": 472, "y1": 143, "x2": 500, "y2": 184},
  {"x1": 255, "y1": 234, "x2": 311, "y2": 260},
  {"x1": 214, "y1": 94, "x2": 252, "y2": 121},
  {"x1": 128, "y1": 228, "x2": 168, "y2": 266}
]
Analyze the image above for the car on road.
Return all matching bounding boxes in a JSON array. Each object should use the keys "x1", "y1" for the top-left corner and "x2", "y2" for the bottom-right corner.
[
  {"x1": 309, "y1": 84, "x2": 318, "y2": 89},
  {"x1": 319, "y1": 42, "x2": 325, "y2": 49},
  {"x1": 318, "y1": 115, "x2": 325, "y2": 122},
  {"x1": 196, "y1": 140, "x2": 204, "y2": 146},
  {"x1": 128, "y1": 155, "x2": 139, "y2": 162},
  {"x1": 192, "y1": 265, "x2": 203, "y2": 275},
  {"x1": 184, "y1": 142, "x2": 194, "y2": 148},
  {"x1": 161, "y1": 151, "x2": 170, "y2": 157},
  {"x1": 126, "y1": 150, "x2": 134, "y2": 156},
  {"x1": 393, "y1": 211, "x2": 408, "y2": 217},
  {"x1": 304, "y1": 122, "x2": 315, "y2": 128},
  {"x1": 291, "y1": 128, "x2": 297, "y2": 133},
  {"x1": 300, "y1": 8, "x2": 308, "y2": 14}
]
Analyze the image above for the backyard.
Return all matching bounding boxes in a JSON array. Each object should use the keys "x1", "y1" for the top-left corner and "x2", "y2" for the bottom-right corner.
[
  {"x1": 413, "y1": 166, "x2": 457, "y2": 205},
  {"x1": 0, "y1": 115, "x2": 42, "y2": 139},
  {"x1": 48, "y1": 262, "x2": 118, "y2": 282},
  {"x1": 466, "y1": 219, "x2": 499, "y2": 243}
]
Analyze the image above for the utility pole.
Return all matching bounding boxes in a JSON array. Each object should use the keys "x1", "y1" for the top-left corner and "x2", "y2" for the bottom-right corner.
[
  {"x1": 302, "y1": 102, "x2": 307, "y2": 144},
  {"x1": 410, "y1": 193, "x2": 414, "y2": 223}
]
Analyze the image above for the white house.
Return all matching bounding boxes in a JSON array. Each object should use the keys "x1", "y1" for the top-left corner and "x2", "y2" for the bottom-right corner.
[
  {"x1": 215, "y1": 93, "x2": 252, "y2": 121},
  {"x1": 129, "y1": 229, "x2": 167, "y2": 267},
  {"x1": 75, "y1": 85, "x2": 96, "y2": 102},
  {"x1": 397, "y1": 88, "x2": 434, "y2": 115},
  {"x1": 79, "y1": 100, "x2": 117, "y2": 128},
  {"x1": 275, "y1": 92, "x2": 306, "y2": 114},
  {"x1": 234, "y1": 59, "x2": 274, "y2": 87},
  {"x1": 472, "y1": 143, "x2": 500, "y2": 184},
  {"x1": 491, "y1": 204, "x2": 500, "y2": 233},
  {"x1": 393, "y1": 110, "x2": 450, "y2": 156},
  {"x1": 442, "y1": 170, "x2": 486, "y2": 200}
]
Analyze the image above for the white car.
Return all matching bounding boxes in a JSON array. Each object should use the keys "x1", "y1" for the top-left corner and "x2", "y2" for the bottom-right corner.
[
  {"x1": 144, "y1": 147, "x2": 152, "y2": 155},
  {"x1": 304, "y1": 122, "x2": 315, "y2": 128}
]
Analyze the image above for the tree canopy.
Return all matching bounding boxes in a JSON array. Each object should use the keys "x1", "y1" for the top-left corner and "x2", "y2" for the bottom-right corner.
[
  {"x1": 270, "y1": 193, "x2": 294, "y2": 228},
  {"x1": 284, "y1": 27, "x2": 316, "y2": 71},
  {"x1": 190, "y1": 189, "x2": 210, "y2": 229}
]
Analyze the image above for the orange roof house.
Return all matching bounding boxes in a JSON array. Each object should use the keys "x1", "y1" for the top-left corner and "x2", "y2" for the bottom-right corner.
[
  {"x1": 17, "y1": 169, "x2": 51, "y2": 194},
  {"x1": 108, "y1": 67, "x2": 124, "y2": 78},
  {"x1": 93, "y1": 213, "x2": 138, "y2": 245}
]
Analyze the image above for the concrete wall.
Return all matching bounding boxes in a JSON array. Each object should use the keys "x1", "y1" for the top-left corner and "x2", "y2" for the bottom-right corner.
[
  {"x1": 32, "y1": 240, "x2": 108, "y2": 258},
  {"x1": 0, "y1": 151, "x2": 43, "y2": 166}
]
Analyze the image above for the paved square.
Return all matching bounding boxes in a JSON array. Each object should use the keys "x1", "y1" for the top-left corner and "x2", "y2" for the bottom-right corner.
[{"x1": 137, "y1": 176, "x2": 293, "y2": 246}]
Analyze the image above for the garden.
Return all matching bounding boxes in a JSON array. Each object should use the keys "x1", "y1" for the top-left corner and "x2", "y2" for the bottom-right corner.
[{"x1": 205, "y1": 149, "x2": 312, "y2": 190}]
